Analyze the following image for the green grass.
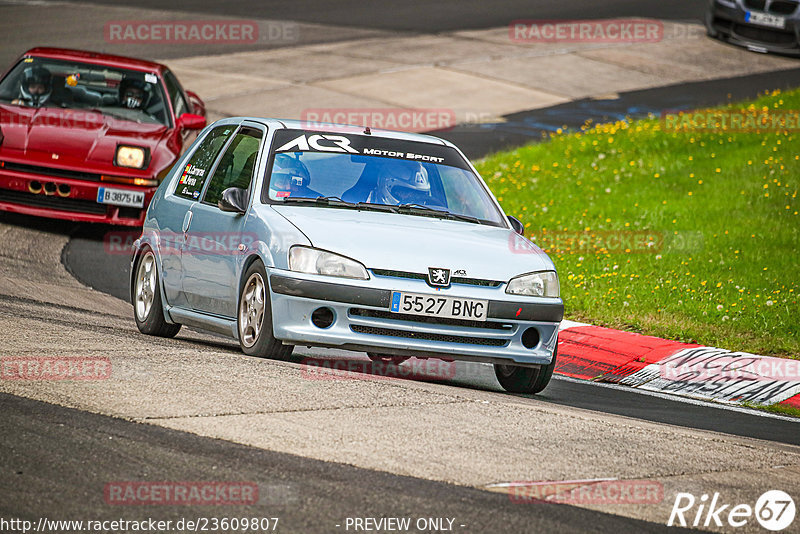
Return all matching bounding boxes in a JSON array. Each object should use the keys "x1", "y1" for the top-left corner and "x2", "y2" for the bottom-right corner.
[{"x1": 475, "y1": 89, "x2": 799, "y2": 358}]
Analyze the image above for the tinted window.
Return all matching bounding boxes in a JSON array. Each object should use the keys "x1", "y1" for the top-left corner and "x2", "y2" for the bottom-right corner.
[
  {"x1": 163, "y1": 69, "x2": 189, "y2": 118},
  {"x1": 203, "y1": 127, "x2": 263, "y2": 206},
  {"x1": 173, "y1": 125, "x2": 235, "y2": 200}
]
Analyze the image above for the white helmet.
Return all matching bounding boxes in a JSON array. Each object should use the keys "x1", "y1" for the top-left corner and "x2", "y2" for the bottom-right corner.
[{"x1": 375, "y1": 161, "x2": 430, "y2": 205}]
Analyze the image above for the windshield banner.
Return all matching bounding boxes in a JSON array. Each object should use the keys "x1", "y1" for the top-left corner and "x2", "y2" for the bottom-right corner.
[{"x1": 271, "y1": 129, "x2": 471, "y2": 170}]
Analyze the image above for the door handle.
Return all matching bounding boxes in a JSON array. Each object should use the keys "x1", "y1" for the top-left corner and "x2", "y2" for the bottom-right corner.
[{"x1": 182, "y1": 210, "x2": 193, "y2": 234}]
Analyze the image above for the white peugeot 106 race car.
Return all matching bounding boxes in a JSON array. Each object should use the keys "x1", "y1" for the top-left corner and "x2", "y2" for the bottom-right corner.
[{"x1": 130, "y1": 118, "x2": 564, "y2": 394}]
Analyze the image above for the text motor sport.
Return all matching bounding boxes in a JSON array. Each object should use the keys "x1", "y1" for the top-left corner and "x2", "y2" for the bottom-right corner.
[{"x1": 271, "y1": 130, "x2": 469, "y2": 168}]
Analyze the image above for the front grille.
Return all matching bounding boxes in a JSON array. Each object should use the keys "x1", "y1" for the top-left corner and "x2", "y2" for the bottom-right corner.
[
  {"x1": 744, "y1": 0, "x2": 767, "y2": 9},
  {"x1": 769, "y1": 0, "x2": 798, "y2": 14},
  {"x1": 0, "y1": 188, "x2": 107, "y2": 214},
  {"x1": 350, "y1": 307, "x2": 512, "y2": 331},
  {"x1": 371, "y1": 268, "x2": 503, "y2": 287},
  {"x1": 373, "y1": 269, "x2": 426, "y2": 282},
  {"x1": 350, "y1": 324, "x2": 507, "y2": 346},
  {"x1": 1, "y1": 161, "x2": 102, "y2": 182},
  {"x1": 734, "y1": 23, "x2": 797, "y2": 44}
]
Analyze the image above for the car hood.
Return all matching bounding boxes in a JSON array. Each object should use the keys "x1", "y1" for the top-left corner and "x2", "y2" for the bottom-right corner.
[
  {"x1": 0, "y1": 104, "x2": 168, "y2": 169},
  {"x1": 271, "y1": 205, "x2": 555, "y2": 281}
]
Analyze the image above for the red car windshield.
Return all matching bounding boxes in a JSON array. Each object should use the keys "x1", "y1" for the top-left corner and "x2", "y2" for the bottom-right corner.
[{"x1": 0, "y1": 57, "x2": 170, "y2": 126}]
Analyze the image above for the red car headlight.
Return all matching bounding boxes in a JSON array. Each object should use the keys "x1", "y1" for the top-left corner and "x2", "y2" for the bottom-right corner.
[{"x1": 115, "y1": 145, "x2": 149, "y2": 169}]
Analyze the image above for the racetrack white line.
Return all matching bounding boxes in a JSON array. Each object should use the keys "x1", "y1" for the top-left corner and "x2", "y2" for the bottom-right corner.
[
  {"x1": 551, "y1": 373, "x2": 800, "y2": 423},
  {"x1": 465, "y1": 359, "x2": 798, "y2": 421}
]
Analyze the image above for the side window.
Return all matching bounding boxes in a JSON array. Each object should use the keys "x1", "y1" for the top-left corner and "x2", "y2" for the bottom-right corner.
[
  {"x1": 163, "y1": 69, "x2": 189, "y2": 117},
  {"x1": 173, "y1": 125, "x2": 235, "y2": 200},
  {"x1": 202, "y1": 127, "x2": 264, "y2": 207}
]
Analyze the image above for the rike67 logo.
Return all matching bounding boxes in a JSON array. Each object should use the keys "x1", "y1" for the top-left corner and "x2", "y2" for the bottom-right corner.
[{"x1": 668, "y1": 490, "x2": 795, "y2": 531}]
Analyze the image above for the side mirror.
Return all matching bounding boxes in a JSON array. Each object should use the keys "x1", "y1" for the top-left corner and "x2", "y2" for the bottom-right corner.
[
  {"x1": 177, "y1": 113, "x2": 206, "y2": 130},
  {"x1": 185, "y1": 90, "x2": 206, "y2": 116},
  {"x1": 218, "y1": 187, "x2": 248, "y2": 214},
  {"x1": 507, "y1": 215, "x2": 525, "y2": 236}
]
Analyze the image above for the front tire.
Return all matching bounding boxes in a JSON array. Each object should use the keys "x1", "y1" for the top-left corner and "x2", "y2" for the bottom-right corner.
[
  {"x1": 133, "y1": 248, "x2": 181, "y2": 338},
  {"x1": 238, "y1": 261, "x2": 293, "y2": 360},
  {"x1": 494, "y1": 346, "x2": 557, "y2": 394}
]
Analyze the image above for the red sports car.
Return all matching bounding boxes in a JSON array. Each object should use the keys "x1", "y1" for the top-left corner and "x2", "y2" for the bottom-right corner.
[{"x1": 0, "y1": 48, "x2": 206, "y2": 226}]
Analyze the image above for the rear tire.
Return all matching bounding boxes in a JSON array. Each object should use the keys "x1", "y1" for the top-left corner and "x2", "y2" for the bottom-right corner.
[
  {"x1": 494, "y1": 346, "x2": 557, "y2": 394},
  {"x1": 133, "y1": 248, "x2": 181, "y2": 338},
  {"x1": 238, "y1": 261, "x2": 293, "y2": 360}
]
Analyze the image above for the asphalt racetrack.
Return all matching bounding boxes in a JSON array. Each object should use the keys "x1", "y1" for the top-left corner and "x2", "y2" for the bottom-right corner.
[{"x1": 2, "y1": 1, "x2": 800, "y2": 532}]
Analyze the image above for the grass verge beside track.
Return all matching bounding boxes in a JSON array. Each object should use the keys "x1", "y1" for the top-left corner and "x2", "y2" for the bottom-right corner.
[{"x1": 476, "y1": 89, "x2": 799, "y2": 358}]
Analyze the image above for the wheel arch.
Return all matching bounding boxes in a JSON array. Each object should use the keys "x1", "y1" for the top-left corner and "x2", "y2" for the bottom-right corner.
[{"x1": 131, "y1": 243, "x2": 178, "y2": 325}]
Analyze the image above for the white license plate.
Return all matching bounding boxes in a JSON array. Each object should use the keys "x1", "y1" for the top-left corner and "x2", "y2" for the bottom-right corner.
[
  {"x1": 390, "y1": 291, "x2": 488, "y2": 321},
  {"x1": 97, "y1": 187, "x2": 145, "y2": 208},
  {"x1": 746, "y1": 11, "x2": 785, "y2": 29}
]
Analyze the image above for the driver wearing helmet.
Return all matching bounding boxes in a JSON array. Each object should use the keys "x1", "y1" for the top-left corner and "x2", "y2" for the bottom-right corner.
[
  {"x1": 271, "y1": 154, "x2": 320, "y2": 198},
  {"x1": 118, "y1": 76, "x2": 150, "y2": 110},
  {"x1": 14, "y1": 66, "x2": 52, "y2": 107},
  {"x1": 370, "y1": 161, "x2": 431, "y2": 206}
]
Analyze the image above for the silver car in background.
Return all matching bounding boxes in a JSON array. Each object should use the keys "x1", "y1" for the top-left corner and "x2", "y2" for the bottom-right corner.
[
  {"x1": 130, "y1": 118, "x2": 564, "y2": 394},
  {"x1": 706, "y1": 0, "x2": 800, "y2": 55}
]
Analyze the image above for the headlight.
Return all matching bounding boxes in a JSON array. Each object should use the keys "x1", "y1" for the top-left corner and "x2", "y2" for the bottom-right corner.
[
  {"x1": 289, "y1": 246, "x2": 369, "y2": 280},
  {"x1": 506, "y1": 271, "x2": 559, "y2": 298},
  {"x1": 115, "y1": 145, "x2": 147, "y2": 169}
]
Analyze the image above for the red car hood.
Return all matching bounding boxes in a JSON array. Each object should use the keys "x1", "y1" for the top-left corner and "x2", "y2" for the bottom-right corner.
[{"x1": 0, "y1": 104, "x2": 169, "y2": 172}]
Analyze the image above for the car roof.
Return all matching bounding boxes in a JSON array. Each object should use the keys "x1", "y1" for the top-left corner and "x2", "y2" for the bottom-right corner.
[
  {"x1": 219, "y1": 117, "x2": 453, "y2": 147},
  {"x1": 21, "y1": 47, "x2": 167, "y2": 74}
]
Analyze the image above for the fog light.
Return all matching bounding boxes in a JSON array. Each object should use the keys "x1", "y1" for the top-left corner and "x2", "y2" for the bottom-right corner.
[
  {"x1": 521, "y1": 327, "x2": 540, "y2": 349},
  {"x1": 311, "y1": 307, "x2": 335, "y2": 329}
]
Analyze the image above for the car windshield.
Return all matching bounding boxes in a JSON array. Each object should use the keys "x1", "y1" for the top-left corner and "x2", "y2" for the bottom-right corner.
[
  {"x1": 0, "y1": 57, "x2": 170, "y2": 126},
  {"x1": 266, "y1": 142, "x2": 505, "y2": 226}
]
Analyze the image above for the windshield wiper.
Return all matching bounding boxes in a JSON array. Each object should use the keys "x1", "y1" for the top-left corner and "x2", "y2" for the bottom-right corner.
[
  {"x1": 281, "y1": 197, "x2": 399, "y2": 214},
  {"x1": 282, "y1": 195, "x2": 354, "y2": 207},
  {"x1": 397, "y1": 203, "x2": 483, "y2": 224},
  {"x1": 279, "y1": 197, "x2": 484, "y2": 224},
  {"x1": 355, "y1": 202, "x2": 399, "y2": 213}
]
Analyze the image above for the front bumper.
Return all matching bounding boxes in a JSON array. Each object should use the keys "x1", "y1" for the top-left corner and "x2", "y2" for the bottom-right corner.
[
  {"x1": 706, "y1": 0, "x2": 800, "y2": 55},
  {"x1": 268, "y1": 270, "x2": 563, "y2": 367},
  {"x1": 0, "y1": 164, "x2": 154, "y2": 226}
]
